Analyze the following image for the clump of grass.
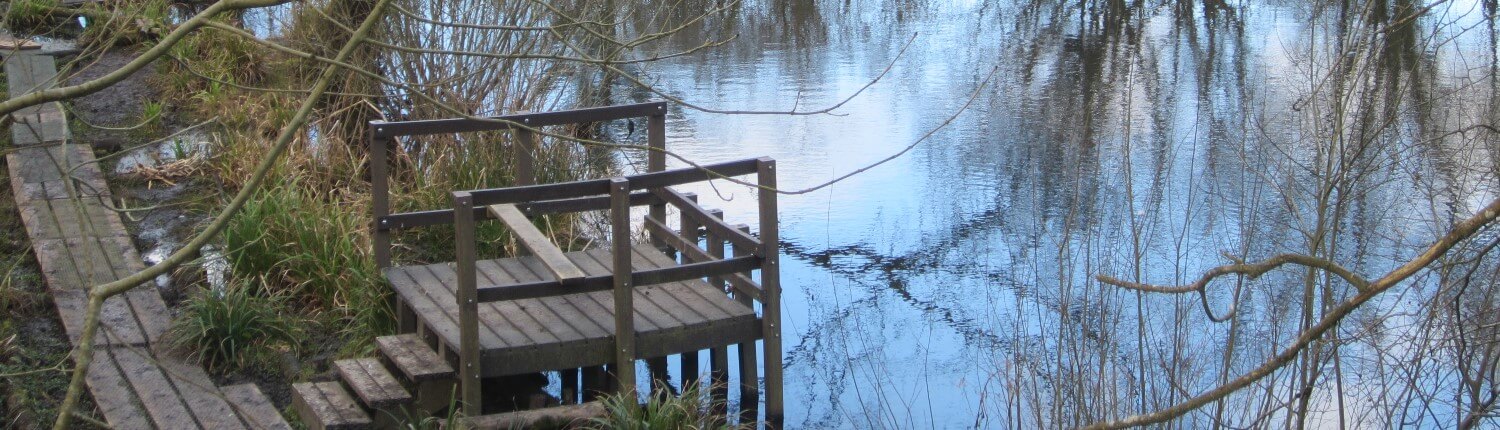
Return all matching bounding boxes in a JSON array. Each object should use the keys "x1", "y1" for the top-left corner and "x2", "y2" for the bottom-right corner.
[
  {"x1": 71, "y1": 0, "x2": 170, "y2": 48},
  {"x1": 4, "y1": 0, "x2": 61, "y2": 31},
  {"x1": 588, "y1": 384, "x2": 748, "y2": 430},
  {"x1": 222, "y1": 181, "x2": 391, "y2": 346},
  {"x1": 165, "y1": 281, "x2": 299, "y2": 372}
]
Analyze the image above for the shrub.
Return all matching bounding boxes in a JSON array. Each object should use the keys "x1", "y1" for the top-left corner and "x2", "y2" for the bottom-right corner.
[
  {"x1": 221, "y1": 182, "x2": 391, "y2": 346},
  {"x1": 588, "y1": 384, "x2": 747, "y2": 430},
  {"x1": 166, "y1": 281, "x2": 298, "y2": 372}
]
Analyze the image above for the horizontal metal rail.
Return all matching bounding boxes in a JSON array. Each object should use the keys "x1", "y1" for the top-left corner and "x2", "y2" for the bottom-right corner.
[{"x1": 369, "y1": 101, "x2": 667, "y2": 139}]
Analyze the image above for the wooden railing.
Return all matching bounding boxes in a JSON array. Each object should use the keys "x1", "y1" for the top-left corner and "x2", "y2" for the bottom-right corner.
[
  {"x1": 366, "y1": 102, "x2": 783, "y2": 425},
  {"x1": 368, "y1": 101, "x2": 670, "y2": 269}
]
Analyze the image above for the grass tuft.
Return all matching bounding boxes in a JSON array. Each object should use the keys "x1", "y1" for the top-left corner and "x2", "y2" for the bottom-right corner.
[
  {"x1": 165, "y1": 280, "x2": 299, "y2": 372},
  {"x1": 588, "y1": 384, "x2": 748, "y2": 430}
]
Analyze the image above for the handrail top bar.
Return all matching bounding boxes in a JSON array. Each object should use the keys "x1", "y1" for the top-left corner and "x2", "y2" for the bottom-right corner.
[
  {"x1": 459, "y1": 158, "x2": 761, "y2": 206},
  {"x1": 369, "y1": 101, "x2": 667, "y2": 139}
]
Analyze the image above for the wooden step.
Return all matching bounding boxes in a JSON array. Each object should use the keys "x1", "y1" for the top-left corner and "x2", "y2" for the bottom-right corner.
[
  {"x1": 334, "y1": 358, "x2": 413, "y2": 409},
  {"x1": 221, "y1": 383, "x2": 293, "y2": 430},
  {"x1": 376, "y1": 334, "x2": 454, "y2": 383},
  {"x1": 291, "y1": 382, "x2": 372, "y2": 430}
]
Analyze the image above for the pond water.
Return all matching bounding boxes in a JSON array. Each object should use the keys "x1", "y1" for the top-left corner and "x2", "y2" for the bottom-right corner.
[
  {"x1": 605, "y1": 0, "x2": 1500, "y2": 428},
  {"x1": 231, "y1": 0, "x2": 1499, "y2": 426}
]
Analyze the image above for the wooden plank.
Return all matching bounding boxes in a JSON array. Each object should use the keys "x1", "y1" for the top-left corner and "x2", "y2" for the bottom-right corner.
[
  {"x1": 572, "y1": 249, "x2": 670, "y2": 332},
  {"x1": 370, "y1": 101, "x2": 666, "y2": 139},
  {"x1": 479, "y1": 259, "x2": 583, "y2": 344},
  {"x1": 18, "y1": 198, "x2": 129, "y2": 241},
  {"x1": 222, "y1": 383, "x2": 294, "y2": 430},
  {"x1": 0, "y1": 35, "x2": 42, "y2": 49},
  {"x1": 84, "y1": 347, "x2": 154, "y2": 430},
  {"x1": 158, "y1": 355, "x2": 248, "y2": 430},
  {"x1": 489, "y1": 203, "x2": 585, "y2": 284},
  {"x1": 653, "y1": 188, "x2": 762, "y2": 253},
  {"x1": 644, "y1": 216, "x2": 764, "y2": 299},
  {"x1": 410, "y1": 264, "x2": 506, "y2": 349},
  {"x1": 384, "y1": 267, "x2": 466, "y2": 353},
  {"x1": 489, "y1": 259, "x2": 604, "y2": 340},
  {"x1": 113, "y1": 346, "x2": 202, "y2": 429},
  {"x1": 52, "y1": 289, "x2": 148, "y2": 346},
  {"x1": 513, "y1": 129, "x2": 535, "y2": 186},
  {"x1": 560, "y1": 368, "x2": 579, "y2": 404},
  {"x1": 291, "y1": 382, "x2": 372, "y2": 430},
  {"x1": 628, "y1": 247, "x2": 719, "y2": 323},
  {"x1": 500, "y1": 257, "x2": 614, "y2": 338},
  {"x1": 467, "y1": 263, "x2": 551, "y2": 347},
  {"x1": 370, "y1": 135, "x2": 391, "y2": 268},
  {"x1": 466, "y1": 159, "x2": 758, "y2": 206},
  {"x1": 376, "y1": 334, "x2": 454, "y2": 382},
  {"x1": 335, "y1": 358, "x2": 412, "y2": 409},
  {"x1": 378, "y1": 191, "x2": 661, "y2": 230},
  {"x1": 634, "y1": 246, "x2": 745, "y2": 320}
]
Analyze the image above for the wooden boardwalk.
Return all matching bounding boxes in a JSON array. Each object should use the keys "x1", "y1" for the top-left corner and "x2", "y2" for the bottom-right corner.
[{"x1": 4, "y1": 50, "x2": 290, "y2": 429}]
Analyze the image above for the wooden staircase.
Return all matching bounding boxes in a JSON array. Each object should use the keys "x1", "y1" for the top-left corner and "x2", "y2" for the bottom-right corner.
[{"x1": 292, "y1": 334, "x2": 456, "y2": 430}]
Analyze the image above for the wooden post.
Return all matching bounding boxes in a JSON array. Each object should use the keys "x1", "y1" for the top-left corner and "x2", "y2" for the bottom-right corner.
[
  {"x1": 647, "y1": 110, "x2": 667, "y2": 249},
  {"x1": 453, "y1": 192, "x2": 482, "y2": 417},
  {"x1": 514, "y1": 128, "x2": 537, "y2": 186},
  {"x1": 560, "y1": 368, "x2": 579, "y2": 404},
  {"x1": 609, "y1": 178, "x2": 636, "y2": 396},
  {"x1": 648, "y1": 358, "x2": 669, "y2": 393},
  {"x1": 733, "y1": 240, "x2": 759, "y2": 425},
  {"x1": 369, "y1": 123, "x2": 415, "y2": 332},
  {"x1": 679, "y1": 209, "x2": 702, "y2": 393},
  {"x1": 757, "y1": 158, "x2": 784, "y2": 428},
  {"x1": 707, "y1": 211, "x2": 729, "y2": 415},
  {"x1": 581, "y1": 365, "x2": 604, "y2": 402},
  {"x1": 369, "y1": 123, "x2": 392, "y2": 269}
]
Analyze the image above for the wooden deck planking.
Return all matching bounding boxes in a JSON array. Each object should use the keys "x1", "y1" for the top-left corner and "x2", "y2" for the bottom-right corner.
[
  {"x1": 158, "y1": 355, "x2": 252, "y2": 430},
  {"x1": 113, "y1": 346, "x2": 207, "y2": 429},
  {"x1": 496, "y1": 257, "x2": 623, "y2": 337},
  {"x1": 576, "y1": 249, "x2": 695, "y2": 329},
  {"x1": 487, "y1": 259, "x2": 605, "y2": 340},
  {"x1": 375, "y1": 334, "x2": 454, "y2": 382},
  {"x1": 564, "y1": 249, "x2": 675, "y2": 331},
  {"x1": 385, "y1": 244, "x2": 759, "y2": 376},
  {"x1": 222, "y1": 384, "x2": 295, "y2": 430},
  {"x1": 85, "y1": 347, "x2": 155, "y2": 430},
  {"x1": 476, "y1": 260, "x2": 577, "y2": 345},
  {"x1": 334, "y1": 358, "x2": 411, "y2": 409}
]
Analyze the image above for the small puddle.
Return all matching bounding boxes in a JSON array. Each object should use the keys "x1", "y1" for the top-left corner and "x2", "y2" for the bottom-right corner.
[
  {"x1": 112, "y1": 130, "x2": 213, "y2": 176},
  {"x1": 111, "y1": 131, "x2": 222, "y2": 302}
]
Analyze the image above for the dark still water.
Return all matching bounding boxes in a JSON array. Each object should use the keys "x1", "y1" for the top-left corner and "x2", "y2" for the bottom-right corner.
[{"x1": 609, "y1": 0, "x2": 1500, "y2": 428}]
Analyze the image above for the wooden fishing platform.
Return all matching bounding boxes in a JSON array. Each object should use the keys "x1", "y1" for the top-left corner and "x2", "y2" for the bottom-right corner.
[
  {"x1": 4, "y1": 51, "x2": 289, "y2": 429},
  {"x1": 292, "y1": 102, "x2": 785, "y2": 429}
]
